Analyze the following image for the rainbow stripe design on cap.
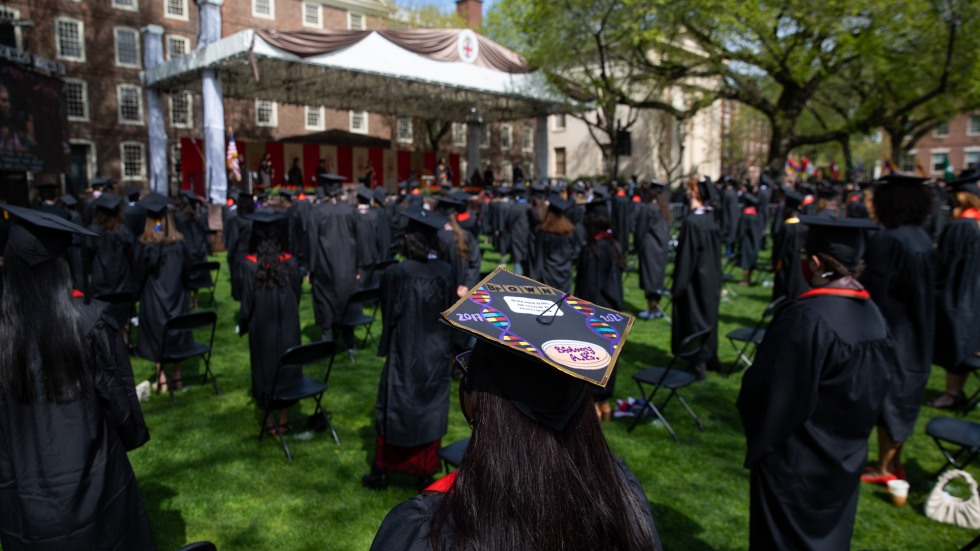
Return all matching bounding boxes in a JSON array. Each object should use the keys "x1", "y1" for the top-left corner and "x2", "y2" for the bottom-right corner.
[
  {"x1": 502, "y1": 333, "x2": 539, "y2": 355},
  {"x1": 588, "y1": 317, "x2": 619, "y2": 342},
  {"x1": 565, "y1": 298, "x2": 594, "y2": 316},
  {"x1": 482, "y1": 307, "x2": 509, "y2": 330},
  {"x1": 469, "y1": 287, "x2": 491, "y2": 305}
]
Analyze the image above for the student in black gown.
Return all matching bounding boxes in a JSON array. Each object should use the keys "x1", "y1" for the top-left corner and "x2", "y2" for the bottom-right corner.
[
  {"x1": 122, "y1": 186, "x2": 146, "y2": 239},
  {"x1": 363, "y1": 206, "x2": 455, "y2": 491},
  {"x1": 859, "y1": 175, "x2": 937, "y2": 484},
  {"x1": 355, "y1": 186, "x2": 385, "y2": 288},
  {"x1": 719, "y1": 178, "x2": 739, "y2": 258},
  {"x1": 371, "y1": 295, "x2": 661, "y2": 551},
  {"x1": 736, "y1": 193, "x2": 763, "y2": 286},
  {"x1": 671, "y1": 179, "x2": 722, "y2": 379},
  {"x1": 225, "y1": 195, "x2": 254, "y2": 302},
  {"x1": 634, "y1": 183, "x2": 672, "y2": 320},
  {"x1": 59, "y1": 193, "x2": 87, "y2": 289},
  {"x1": 435, "y1": 194, "x2": 481, "y2": 296},
  {"x1": 0, "y1": 205, "x2": 155, "y2": 550},
  {"x1": 770, "y1": 187, "x2": 809, "y2": 301},
  {"x1": 506, "y1": 185, "x2": 533, "y2": 276},
  {"x1": 175, "y1": 190, "x2": 212, "y2": 309},
  {"x1": 238, "y1": 211, "x2": 302, "y2": 436},
  {"x1": 532, "y1": 195, "x2": 581, "y2": 293},
  {"x1": 134, "y1": 193, "x2": 191, "y2": 393},
  {"x1": 930, "y1": 174, "x2": 980, "y2": 408},
  {"x1": 85, "y1": 193, "x2": 137, "y2": 330},
  {"x1": 737, "y1": 215, "x2": 893, "y2": 551},
  {"x1": 490, "y1": 188, "x2": 512, "y2": 256}
]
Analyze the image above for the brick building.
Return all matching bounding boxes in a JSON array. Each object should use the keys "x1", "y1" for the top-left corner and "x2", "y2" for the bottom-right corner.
[{"x1": 906, "y1": 113, "x2": 980, "y2": 177}]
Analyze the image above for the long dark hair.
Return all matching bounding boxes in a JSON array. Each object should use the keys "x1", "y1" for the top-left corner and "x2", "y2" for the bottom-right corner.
[
  {"x1": 872, "y1": 183, "x2": 932, "y2": 229},
  {"x1": 585, "y1": 212, "x2": 626, "y2": 270},
  {"x1": 254, "y1": 240, "x2": 288, "y2": 289},
  {"x1": 432, "y1": 353, "x2": 657, "y2": 550},
  {"x1": 0, "y1": 252, "x2": 88, "y2": 404}
]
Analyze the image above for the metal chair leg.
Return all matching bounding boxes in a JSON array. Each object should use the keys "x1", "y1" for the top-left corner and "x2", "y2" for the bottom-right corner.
[{"x1": 676, "y1": 394, "x2": 704, "y2": 432}]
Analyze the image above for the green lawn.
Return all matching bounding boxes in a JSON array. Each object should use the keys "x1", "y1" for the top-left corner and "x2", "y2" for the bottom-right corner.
[{"x1": 126, "y1": 245, "x2": 977, "y2": 551}]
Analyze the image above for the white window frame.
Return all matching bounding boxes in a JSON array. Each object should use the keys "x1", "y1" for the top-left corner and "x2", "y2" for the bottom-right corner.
[
  {"x1": 54, "y1": 17, "x2": 85, "y2": 63},
  {"x1": 120, "y1": 141, "x2": 146, "y2": 181},
  {"x1": 112, "y1": 0, "x2": 138, "y2": 11},
  {"x1": 69, "y1": 139, "x2": 97, "y2": 181},
  {"x1": 165, "y1": 0, "x2": 189, "y2": 21},
  {"x1": 452, "y1": 122, "x2": 466, "y2": 147},
  {"x1": 553, "y1": 113, "x2": 566, "y2": 131},
  {"x1": 255, "y1": 99, "x2": 278, "y2": 127},
  {"x1": 64, "y1": 78, "x2": 88, "y2": 122},
  {"x1": 554, "y1": 147, "x2": 567, "y2": 177},
  {"x1": 968, "y1": 115, "x2": 980, "y2": 137},
  {"x1": 302, "y1": 1, "x2": 322, "y2": 28},
  {"x1": 169, "y1": 90, "x2": 193, "y2": 128},
  {"x1": 114, "y1": 26, "x2": 141, "y2": 69},
  {"x1": 252, "y1": 0, "x2": 275, "y2": 20},
  {"x1": 930, "y1": 149, "x2": 950, "y2": 174},
  {"x1": 397, "y1": 117, "x2": 413, "y2": 143},
  {"x1": 500, "y1": 123, "x2": 512, "y2": 149},
  {"x1": 523, "y1": 126, "x2": 533, "y2": 152},
  {"x1": 934, "y1": 122, "x2": 950, "y2": 138},
  {"x1": 0, "y1": 7, "x2": 23, "y2": 50},
  {"x1": 117, "y1": 84, "x2": 144, "y2": 125},
  {"x1": 305, "y1": 105, "x2": 325, "y2": 131},
  {"x1": 348, "y1": 11, "x2": 365, "y2": 30},
  {"x1": 350, "y1": 110, "x2": 368, "y2": 134},
  {"x1": 166, "y1": 35, "x2": 191, "y2": 60}
]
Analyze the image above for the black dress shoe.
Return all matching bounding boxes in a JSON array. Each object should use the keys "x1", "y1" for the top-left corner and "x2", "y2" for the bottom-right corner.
[{"x1": 361, "y1": 471, "x2": 388, "y2": 490}]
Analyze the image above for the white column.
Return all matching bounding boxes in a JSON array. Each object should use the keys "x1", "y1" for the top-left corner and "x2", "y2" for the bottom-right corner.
[
  {"x1": 466, "y1": 122, "x2": 482, "y2": 183},
  {"x1": 197, "y1": 0, "x2": 226, "y2": 205},
  {"x1": 534, "y1": 115, "x2": 549, "y2": 181},
  {"x1": 141, "y1": 25, "x2": 168, "y2": 194}
]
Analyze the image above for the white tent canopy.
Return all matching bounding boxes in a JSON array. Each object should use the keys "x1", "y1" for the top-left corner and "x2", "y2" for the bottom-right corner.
[{"x1": 142, "y1": 29, "x2": 573, "y2": 122}]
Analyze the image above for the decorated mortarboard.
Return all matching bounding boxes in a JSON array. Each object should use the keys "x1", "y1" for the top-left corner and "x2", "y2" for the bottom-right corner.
[
  {"x1": 401, "y1": 205, "x2": 447, "y2": 232},
  {"x1": 799, "y1": 215, "x2": 879, "y2": 270},
  {"x1": 2, "y1": 204, "x2": 99, "y2": 266},
  {"x1": 138, "y1": 192, "x2": 171, "y2": 215},
  {"x1": 60, "y1": 194, "x2": 78, "y2": 207},
  {"x1": 179, "y1": 189, "x2": 202, "y2": 203},
  {"x1": 90, "y1": 178, "x2": 112, "y2": 189},
  {"x1": 355, "y1": 186, "x2": 373, "y2": 202},
  {"x1": 93, "y1": 192, "x2": 123, "y2": 211},
  {"x1": 443, "y1": 268, "x2": 634, "y2": 430},
  {"x1": 547, "y1": 194, "x2": 572, "y2": 214},
  {"x1": 948, "y1": 170, "x2": 980, "y2": 196},
  {"x1": 874, "y1": 174, "x2": 929, "y2": 186}
]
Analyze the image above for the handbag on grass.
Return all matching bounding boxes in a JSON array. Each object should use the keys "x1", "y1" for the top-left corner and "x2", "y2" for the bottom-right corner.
[{"x1": 924, "y1": 469, "x2": 980, "y2": 530}]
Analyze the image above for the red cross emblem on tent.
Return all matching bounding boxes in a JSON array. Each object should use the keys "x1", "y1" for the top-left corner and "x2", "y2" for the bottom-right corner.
[{"x1": 457, "y1": 29, "x2": 479, "y2": 64}]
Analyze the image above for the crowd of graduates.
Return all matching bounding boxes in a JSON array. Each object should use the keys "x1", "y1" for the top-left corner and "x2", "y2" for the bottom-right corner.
[{"x1": 0, "y1": 160, "x2": 978, "y2": 549}]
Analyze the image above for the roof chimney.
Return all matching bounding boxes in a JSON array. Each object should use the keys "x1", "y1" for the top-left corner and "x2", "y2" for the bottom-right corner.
[{"x1": 456, "y1": 0, "x2": 483, "y2": 30}]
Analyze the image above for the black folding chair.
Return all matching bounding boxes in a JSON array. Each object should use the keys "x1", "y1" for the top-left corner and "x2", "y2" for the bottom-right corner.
[
  {"x1": 157, "y1": 311, "x2": 219, "y2": 405},
  {"x1": 176, "y1": 542, "x2": 217, "y2": 551},
  {"x1": 438, "y1": 437, "x2": 470, "y2": 473},
  {"x1": 925, "y1": 416, "x2": 980, "y2": 477},
  {"x1": 725, "y1": 296, "x2": 787, "y2": 372},
  {"x1": 958, "y1": 355, "x2": 980, "y2": 414},
  {"x1": 340, "y1": 286, "x2": 382, "y2": 355},
  {"x1": 627, "y1": 329, "x2": 711, "y2": 442},
  {"x1": 191, "y1": 261, "x2": 221, "y2": 307},
  {"x1": 260, "y1": 340, "x2": 338, "y2": 460}
]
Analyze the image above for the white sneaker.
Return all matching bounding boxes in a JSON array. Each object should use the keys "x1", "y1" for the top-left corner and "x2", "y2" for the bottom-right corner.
[{"x1": 136, "y1": 381, "x2": 151, "y2": 403}]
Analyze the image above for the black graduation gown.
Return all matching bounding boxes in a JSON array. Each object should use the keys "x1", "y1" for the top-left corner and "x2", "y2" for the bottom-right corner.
[
  {"x1": 737, "y1": 288, "x2": 892, "y2": 551},
  {"x1": 719, "y1": 188, "x2": 739, "y2": 245},
  {"x1": 611, "y1": 193, "x2": 632, "y2": 245},
  {"x1": 376, "y1": 259, "x2": 455, "y2": 447},
  {"x1": 633, "y1": 201, "x2": 670, "y2": 298},
  {"x1": 293, "y1": 199, "x2": 314, "y2": 273},
  {"x1": 491, "y1": 200, "x2": 512, "y2": 254},
  {"x1": 85, "y1": 224, "x2": 136, "y2": 326},
  {"x1": 575, "y1": 238, "x2": 624, "y2": 402},
  {"x1": 62, "y1": 209, "x2": 86, "y2": 290},
  {"x1": 670, "y1": 209, "x2": 721, "y2": 366},
  {"x1": 308, "y1": 200, "x2": 360, "y2": 333},
  {"x1": 933, "y1": 217, "x2": 980, "y2": 371},
  {"x1": 356, "y1": 206, "x2": 385, "y2": 288},
  {"x1": 533, "y1": 230, "x2": 580, "y2": 294},
  {"x1": 224, "y1": 216, "x2": 252, "y2": 302},
  {"x1": 757, "y1": 185, "x2": 772, "y2": 234},
  {"x1": 0, "y1": 301, "x2": 155, "y2": 551},
  {"x1": 175, "y1": 210, "x2": 212, "y2": 289},
  {"x1": 770, "y1": 220, "x2": 809, "y2": 301},
  {"x1": 507, "y1": 201, "x2": 533, "y2": 265},
  {"x1": 134, "y1": 241, "x2": 191, "y2": 362},
  {"x1": 845, "y1": 193, "x2": 869, "y2": 219},
  {"x1": 123, "y1": 203, "x2": 146, "y2": 238},
  {"x1": 861, "y1": 225, "x2": 937, "y2": 442},
  {"x1": 239, "y1": 255, "x2": 302, "y2": 409},
  {"x1": 370, "y1": 459, "x2": 662, "y2": 551},
  {"x1": 736, "y1": 207, "x2": 763, "y2": 270}
]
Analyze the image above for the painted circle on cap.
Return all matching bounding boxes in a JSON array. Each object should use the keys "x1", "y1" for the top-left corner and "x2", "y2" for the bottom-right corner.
[{"x1": 541, "y1": 340, "x2": 610, "y2": 370}]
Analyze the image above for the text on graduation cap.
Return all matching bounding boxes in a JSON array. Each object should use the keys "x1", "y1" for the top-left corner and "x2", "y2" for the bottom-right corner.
[{"x1": 484, "y1": 282, "x2": 560, "y2": 295}]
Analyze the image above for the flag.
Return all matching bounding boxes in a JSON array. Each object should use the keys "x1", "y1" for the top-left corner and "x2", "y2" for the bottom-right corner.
[
  {"x1": 882, "y1": 158, "x2": 898, "y2": 175},
  {"x1": 786, "y1": 156, "x2": 802, "y2": 173},
  {"x1": 226, "y1": 133, "x2": 241, "y2": 183},
  {"x1": 915, "y1": 158, "x2": 927, "y2": 177},
  {"x1": 829, "y1": 158, "x2": 841, "y2": 181},
  {"x1": 802, "y1": 156, "x2": 816, "y2": 177},
  {"x1": 943, "y1": 156, "x2": 955, "y2": 181}
]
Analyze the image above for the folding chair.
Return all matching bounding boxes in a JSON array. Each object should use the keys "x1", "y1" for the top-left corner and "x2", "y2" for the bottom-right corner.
[
  {"x1": 340, "y1": 286, "x2": 382, "y2": 358},
  {"x1": 190, "y1": 261, "x2": 220, "y2": 307},
  {"x1": 176, "y1": 542, "x2": 217, "y2": 551},
  {"x1": 721, "y1": 258, "x2": 740, "y2": 301},
  {"x1": 438, "y1": 437, "x2": 470, "y2": 473},
  {"x1": 958, "y1": 354, "x2": 980, "y2": 414},
  {"x1": 925, "y1": 416, "x2": 980, "y2": 477},
  {"x1": 260, "y1": 340, "x2": 338, "y2": 460},
  {"x1": 157, "y1": 311, "x2": 219, "y2": 405},
  {"x1": 627, "y1": 328, "x2": 711, "y2": 442},
  {"x1": 725, "y1": 295, "x2": 787, "y2": 372}
]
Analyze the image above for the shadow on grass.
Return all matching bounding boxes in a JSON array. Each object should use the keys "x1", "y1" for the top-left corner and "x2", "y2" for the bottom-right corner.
[
  {"x1": 649, "y1": 499, "x2": 719, "y2": 551},
  {"x1": 140, "y1": 481, "x2": 186, "y2": 550}
]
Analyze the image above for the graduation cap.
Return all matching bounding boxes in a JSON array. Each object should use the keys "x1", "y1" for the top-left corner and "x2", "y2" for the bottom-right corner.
[
  {"x1": 593, "y1": 184, "x2": 610, "y2": 200},
  {"x1": 317, "y1": 173, "x2": 346, "y2": 194},
  {"x1": 948, "y1": 170, "x2": 980, "y2": 196},
  {"x1": 355, "y1": 186, "x2": 373, "y2": 203},
  {"x1": 547, "y1": 194, "x2": 572, "y2": 214},
  {"x1": 60, "y1": 194, "x2": 78, "y2": 208},
  {"x1": 401, "y1": 205, "x2": 447, "y2": 233},
  {"x1": 695, "y1": 178, "x2": 716, "y2": 204},
  {"x1": 180, "y1": 189, "x2": 202, "y2": 204},
  {"x1": 36, "y1": 183, "x2": 59, "y2": 199},
  {"x1": 90, "y1": 178, "x2": 111, "y2": 190},
  {"x1": 396, "y1": 180, "x2": 409, "y2": 190},
  {"x1": 372, "y1": 188, "x2": 387, "y2": 206},
  {"x1": 874, "y1": 174, "x2": 929, "y2": 187},
  {"x1": 2, "y1": 204, "x2": 99, "y2": 266},
  {"x1": 443, "y1": 267, "x2": 634, "y2": 431},
  {"x1": 511, "y1": 183, "x2": 527, "y2": 195},
  {"x1": 799, "y1": 215, "x2": 879, "y2": 271},
  {"x1": 138, "y1": 192, "x2": 171, "y2": 216},
  {"x1": 781, "y1": 187, "x2": 805, "y2": 210},
  {"x1": 278, "y1": 188, "x2": 297, "y2": 199},
  {"x1": 125, "y1": 186, "x2": 142, "y2": 200},
  {"x1": 93, "y1": 192, "x2": 123, "y2": 211},
  {"x1": 244, "y1": 210, "x2": 287, "y2": 247},
  {"x1": 530, "y1": 181, "x2": 548, "y2": 195}
]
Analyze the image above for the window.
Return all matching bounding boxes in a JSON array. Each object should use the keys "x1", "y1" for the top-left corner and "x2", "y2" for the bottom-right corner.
[
  {"x1": 55, "y1": 18, "x2": 85, "y2": 62},
  {"x1": 452, "y1": 122, "x2": 466, "y2": 147},
  {"x1": 523, "y1": 126, "x2": 533, "y2": 152},
  {"x1": 348, "y1": 12, "x2": 364, "y2": 30},
  {"x1": 114, "y1": 27, "x2": 141, "y2": 68},
  {"x1": 554, "y1": 114, "x2": 566, "y2": 130},
  {"x1": 303, "y1": 2, "x2": 322, "y2": 28},
  {"x1": 121, "y1": 142, "x2": 145, "y2": 180},
  {"x1": 255, "y1": 100, "x2": 277, "y2": 126},
  {"x1": 397, "y1": 117, "x2": 413, "y2": 143},
  {"x1": 500, "y1": 124, "x2": 512, "y2": 149},
  {"x1": 350, "y1": 110, "x2": 367, "y2": 133},
  {"x1": 112, "y1": 0, "x2": 137, "y2": 10},
  {"x1": 305, "y1": 105, "x2": 324, "y2": 130},
  {"x1": 117, "y1": 84, "x2": 143, "y2": 124},
  {"x1": 253, "y1": 0, "x2": 275, "y2": 19},
  {"x1": 0, "y1": 7, "x2": 23, "y2": 49},
  {"x1": 167, "y1": 35, "x2": 190, "y2": 60},
  {"x1": 966, "y1": 150, "x2": 980, "y2": 170},
  {"x1": 555, "y1": 147, "x2": 567, "y2": 177},
  {"x1": 480, "y1": 125, "x2": 490, "y2": 148},
  {"x1": 64, "y1": 79, "x2": 88, "y2": 121},
  {"x1": 934, "y1": 122, "x2": 950, "y2": 137},
  {"x1": 931, "y1": 151, "x2": 949, "y2": 173},
  {"x1": 170, "y1": 91, "x2": 192, "y2": 128},
  {"x1": 166, "y1": 0, "x2": 188, "y2": 20},
  {"x1": 900, "y1": 154, "x2": 916, "y2": 174},
  {"x1": 969, "y1": 115, "x2": 980, "y2": 136}
]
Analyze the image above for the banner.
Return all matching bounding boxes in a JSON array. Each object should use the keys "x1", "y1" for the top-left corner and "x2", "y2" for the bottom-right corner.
[{"x1": 0, "y1": 60, "x2": 67, "y2": 173}]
